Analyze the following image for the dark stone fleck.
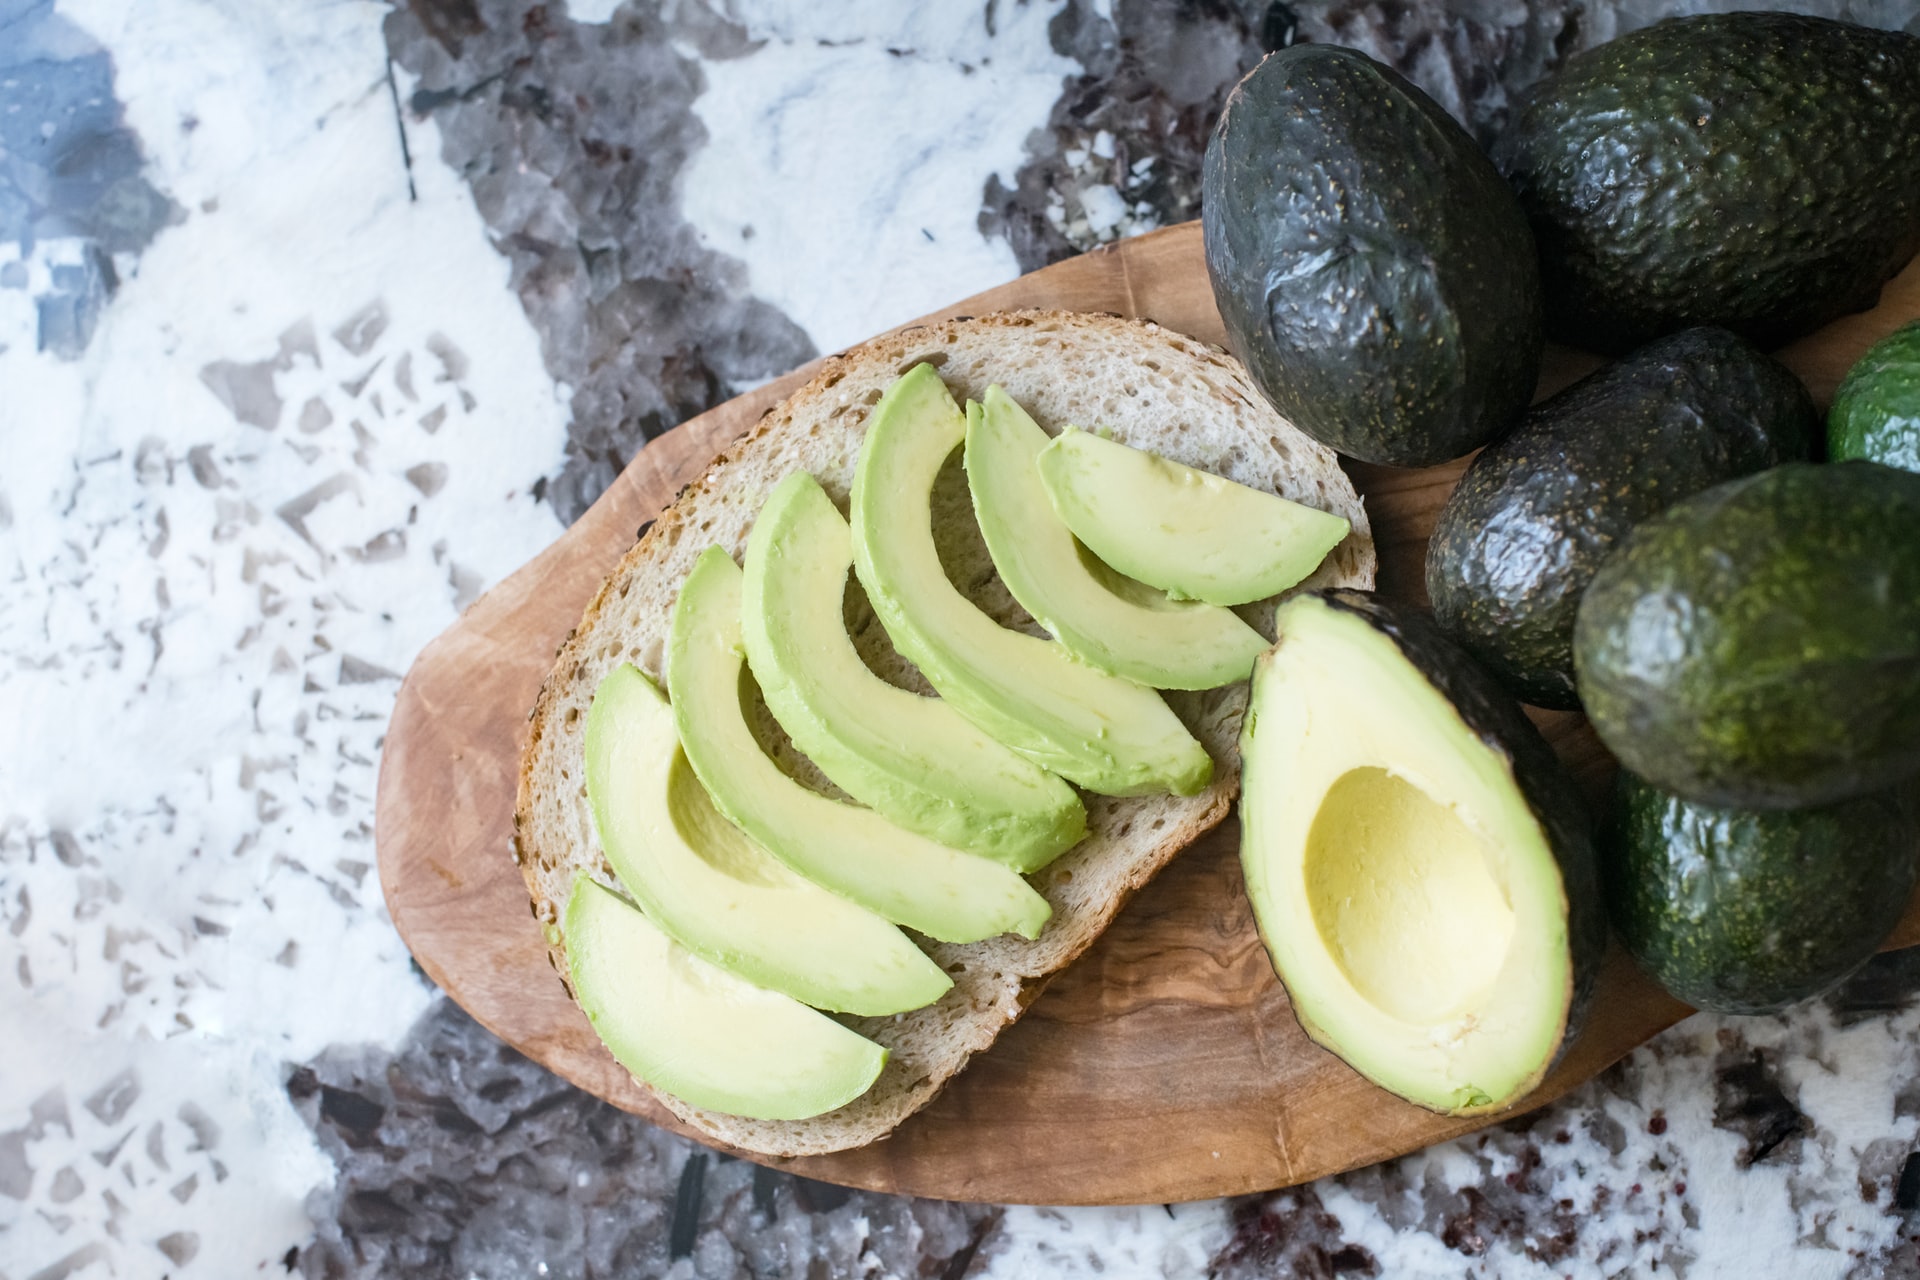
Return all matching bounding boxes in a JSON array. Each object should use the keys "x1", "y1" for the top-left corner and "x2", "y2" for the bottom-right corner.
[
  {"x1": 1713, "y1": 1046, "x2": 1808, "y2": 1167},
  {"x1": 1826, "y1": 948, "x2": 1920, "y2": 1026},
  {"x1": 668, "y1": 1151, "x2": 706, "y2": 1259},
  {"x1": 319, "y1": 1087, "x2": 387, "y2": 1136},
  {"x1": 1896, "y1": 1153, "x2": 1920, "y2": 1211},
  {"x1": 1213, "y1": 1187, "x2": 1381, "y2": 1278}
]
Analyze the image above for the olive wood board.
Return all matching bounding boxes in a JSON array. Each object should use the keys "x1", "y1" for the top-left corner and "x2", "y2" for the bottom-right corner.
[{"x1": 376, "y1": 220, "x2": 1920, "y2": 1206}]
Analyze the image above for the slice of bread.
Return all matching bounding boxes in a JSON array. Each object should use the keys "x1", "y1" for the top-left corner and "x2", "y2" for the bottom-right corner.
[{"x1": 515, "y1": 310, "x2": 1377, "y2": 1157}]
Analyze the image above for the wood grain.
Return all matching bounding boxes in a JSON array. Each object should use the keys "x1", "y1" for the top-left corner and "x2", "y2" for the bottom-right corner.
[{"x1": 375, "y1": 220, "x2": 1920, "y2": 1206}]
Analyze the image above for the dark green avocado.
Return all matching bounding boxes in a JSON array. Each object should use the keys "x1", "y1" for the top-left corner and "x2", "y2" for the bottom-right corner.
[
  {"x1": 1830, "y1": 320, "x2": 1920, "y2": 472},
  {"x1": 1427, "y1": 328, "x2": 1816, "y2": 710},
  {"x1": 1203, "y1": 45, "x2": 1542, "y2": 466},
  {"x1": 1606, "y1": 771, "x2": 1917, "y2": 1014},
  {"x1": 1575, "y1": 462, "x2": 1920, "y2": 809},
  {"x1": 1494, "y1": 13, "x2": 1920, "y2": 353}
]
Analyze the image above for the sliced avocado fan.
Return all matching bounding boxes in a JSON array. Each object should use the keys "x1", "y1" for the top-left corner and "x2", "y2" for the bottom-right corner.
[
  {"x1": 1036, "y1": 427, "x2": 1350, "y2": 607},
  {"x1": 851, "y1": 364, "x2": 1212, "y2": 798},
  {"x1": 670, "y1": 544, "x2": 1053, "y2": 940},
  {"x1": 1239, "y1": 591, "x2": 1600, "y2": 1114},
  {"x1": 966, "y1": 385, "x2": 1268, "y2": 690},
  {"x1": 583, "y1": 662, "x2": 950, "y2": 1016},
  {"x1": 564, "y1": 878, "x2": 886, "y2": 1120},
  {"x1": 740, "y1": 473, "x2": 1085, "y2": 870}
]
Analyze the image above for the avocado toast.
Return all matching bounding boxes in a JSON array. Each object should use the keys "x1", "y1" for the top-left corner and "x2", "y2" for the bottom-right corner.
[{"x1": 515, "y1": 311, "x2": 1376, "y2": 1158}]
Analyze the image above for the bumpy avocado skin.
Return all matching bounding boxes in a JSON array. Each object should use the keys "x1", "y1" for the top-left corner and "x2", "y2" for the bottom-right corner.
[
  {"x1": 1427, "y1": 328, "x2": 1816, "y2": 710},
  {"x1": 1830, "y1": 320, "x2": 1920, "y2": 473},
  {"x1": 1203, "y1": 46, "x2": 1542, "y2": 466},
  {"x1": 1315, "y1": 591, "x2": 1606, "y2": 1054},
  {"x1": 1607, "y1": 772, "x2": 1917, "y2": 1014},
  {"x1": 1495, "y1": 13, "x2": 1920, "y2": 354},
  {"x1": 1575, "y1": 463, "x2": 1920, "y2": 809}
]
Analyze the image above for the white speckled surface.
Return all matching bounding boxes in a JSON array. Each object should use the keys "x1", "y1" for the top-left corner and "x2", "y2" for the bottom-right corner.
[{"x1": 6, "y1": 1, "x2": 1920, "y2": 1277}]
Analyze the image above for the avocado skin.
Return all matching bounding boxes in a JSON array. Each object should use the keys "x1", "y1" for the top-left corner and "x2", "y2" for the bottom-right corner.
[
  {"x1": 1427, "y1": 328, "x2": 1816, "y2": 710},
  {"x1": 1203, "y1": 46, "x2": 1542, "y2": 466},
  {"x1": 1575, "y1": 463, "x2": 1920, "y2": 810},
  {"x1": 1606, "y1": 771, "x2": 1917, "y2": 1014},
  {"x1": 1830, "y1": 320, "x2": 1920, "y2": 473},
  {"x1": 1494, "y1": 13, "x2": 1920, "y2": 354},
  {"x1": 1314, "y1": 590, "x2": 1606, "y2": 1048}
]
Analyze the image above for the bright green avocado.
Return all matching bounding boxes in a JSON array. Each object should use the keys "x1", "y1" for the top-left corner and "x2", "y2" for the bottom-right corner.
[
  {"x1": 740, "y1": 473, "x2": 1085, "y2": 871},
  {"x1": 670, "y1": 545, "x2": 1052, "y2": 941},
  {"x1": 1240, "y1": 591, "x2": 1601, "y2": 1115},
  {"x1": 1035, "y1": 425, "x2": 1350, "y2": 608},
  {"x1": 564, "y1": 878, "x2": 886, "y2": 1120},
  {"x1": 583, "y1": 663, "x2": 950, "y2": 1015},
  {"x1": 1829, "y1": 320, "x2": 1920, "y2": 472},
  {"x1": 965, "y1": 387, "x2": 1267, "y2": 690},
  {"x1": 850, "y1": 364, "x2": 1212, "y2": 797}
]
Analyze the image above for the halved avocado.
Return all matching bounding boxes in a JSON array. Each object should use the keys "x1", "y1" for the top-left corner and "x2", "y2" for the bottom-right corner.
[
  {"x1": 965, "y1": 386, "x2": 1268, "y2": 690},
  {"x1": 1240, "y1": 591, "x2": 1602, "y2": 1114},
  {"x1": 740, "y1": 472, "x2": 1085, "y2": 871},
  {"x1": 1035, "y1": 426, "x2": 1351, "y2": 607},
  {"x1": 851, "y1": 364, "x2": 1212, "y2": 797},
  {"x1": 584, "y1": 663, "x2": 950, "y2": 1016},
  {"x1": 564, "y1": 878, "x2": 886, "y2": 1120},
  {"x1": 670, "y1": 545, "x2": 1052, "y2": 941}
]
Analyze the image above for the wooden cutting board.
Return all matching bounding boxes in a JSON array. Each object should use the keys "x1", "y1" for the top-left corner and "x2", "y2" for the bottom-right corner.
[{"x1": 375, "y1": 220, "x2": 1920, "y2": 1206}]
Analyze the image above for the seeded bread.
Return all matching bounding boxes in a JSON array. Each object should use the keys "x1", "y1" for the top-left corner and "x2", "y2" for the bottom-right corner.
[{"x1": 515, "y1": 310, "x2": 1376, "y2": 1157}]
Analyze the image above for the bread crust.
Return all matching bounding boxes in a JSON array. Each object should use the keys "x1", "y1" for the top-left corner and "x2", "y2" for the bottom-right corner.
[{"x1": 514, "y1": 310, "x2": 1376, "y2": 1157}]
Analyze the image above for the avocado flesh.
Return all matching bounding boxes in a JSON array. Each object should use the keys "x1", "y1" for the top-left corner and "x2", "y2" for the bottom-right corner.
[
  {"x1": 964, "y1": 388, "x2": 1267, "y2": 691},
  {"x1": 670, "y1": 545, "x2": 1052, "y2": 941},
  {"x1": 1494, "y1": 13, "x2": 1920, "y2": 352},
  {"x1": 1036, "y1": 427, "x2": 1350, "y2": 608},
  {"x1": 1427, "y1": 327, "x2": 1816, "y2": 710},
  {"x1": 1830, "y1": 320, "x2": 1920, "y2": 473},
  {"x1": 583, "y1": 663, "x2": 950, "y2": 1016},
  {"x1": 851, "y1": 364, "x2": 1212, "y2": 797},
  {"x1": 1575, "y1": 462, "x2": 1920, "y2": 810},
  {"x1": 1605, "y1": 772, "x2": 1917, "y2": 1016},
  {"x1": 740, "y1": 473, "x2": 1085, "y2": 871},
  {"x1": 1241, "y1": 592, "x2": 1596, "y2": 1114},
  {"x1": 564, "y1": 879, "x2": 886, "y2": 1120}
]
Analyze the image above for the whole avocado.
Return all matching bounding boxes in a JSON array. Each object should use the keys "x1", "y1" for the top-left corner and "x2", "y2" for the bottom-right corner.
[
  {"x1": 1494, "y1": 13, "x2": 1920, "y2": 353},
  {"x1": 1575, "y1": 463, "x2": 1920, "y2": 810},
  {"x1": 1203, "y1": 45, "x2": 1542, "y2": 467},
  {"x1": 1830, "y1": 321, "x2": 1920, "y2": 472},
  {"x1": 1606, "y1": 771, "x2": 1917, "y2": 1015},
  {"x1": 1427, "y1": 328, "x2": 1816, "y2": 710}
]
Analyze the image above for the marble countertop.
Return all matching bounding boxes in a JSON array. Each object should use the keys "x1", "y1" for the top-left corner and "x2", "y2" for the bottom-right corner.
[{"x1": 8, "y1": 1, "x2": 1920, "y2": 1276}]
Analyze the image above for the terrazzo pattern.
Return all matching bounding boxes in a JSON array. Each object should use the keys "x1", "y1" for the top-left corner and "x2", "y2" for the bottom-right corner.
[{"x1": 7, "y1": 0, "x2": 1920, "y2": 1277}]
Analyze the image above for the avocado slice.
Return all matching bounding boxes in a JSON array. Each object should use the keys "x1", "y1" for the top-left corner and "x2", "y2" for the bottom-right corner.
[
  {"x1": 851, "y1": 364, "x2": 1212, "y2": 797},
  {"x1": 1240, "y1": 591, "x2": 1602, "y2": 1114},
  {"x1": 564, "y1": 879, "x2": 886, "y2": 1120},
  {"x1": 1035, "y1": 426, "x2": 1350, "y2": 608},
  {"x1": 1204, "y1": 45, "x2": 1542, "y2": 466},
  {"x1": 964, "y1": 387, "x2": 1268, "y2": 690},
  {"x1": 1604, "y1": 771, "x2": 1917, "y2": 1015},
  {"x1": 670, "y1": 545, "x2": 1052, "y2": 941},
  {"x1": 1830, "y1": 320, "x2": 1920, "y2": 473},
  {"x1": 1427, "y1": 328, "x2": 1816, "y2": 710},
  {"x1": 1575, "y1": 462, "x2": 1920, "y2": 810},
  {"x1": 740, "y1": 473, "x2": 1085, "y2": 871},
  {"x1": 583, "y1": 663, "x2": 950, "y2": 1015},
  {"x1": 1494, "y1": 13, "x2": 1920, "y2": 352}
]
